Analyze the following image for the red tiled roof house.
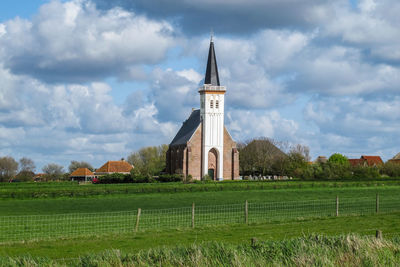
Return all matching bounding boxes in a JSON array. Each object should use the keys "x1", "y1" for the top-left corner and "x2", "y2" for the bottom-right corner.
[
  {"x1": 70, "y1": 168, "x2": 94, "y2": 182},
  {"x1": 349, "y1": 156, "x2": 383, "y2": 167},
  {"x1": 94, "y1": 160, "x2": 133, "y2": 176}
]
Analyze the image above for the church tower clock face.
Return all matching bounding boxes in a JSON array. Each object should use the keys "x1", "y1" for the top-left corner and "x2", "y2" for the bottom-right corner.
[{"x1": 199, "y1": 38, "x2": 226, "y2": 180}]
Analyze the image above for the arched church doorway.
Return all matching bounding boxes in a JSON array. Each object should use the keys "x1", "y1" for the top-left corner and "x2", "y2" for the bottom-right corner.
[{"x1": 208, "y1": 148, "x2": 218, "y2": 180}]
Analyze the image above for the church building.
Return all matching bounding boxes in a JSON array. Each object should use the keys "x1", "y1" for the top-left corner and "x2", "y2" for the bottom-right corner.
[{"x1": 166, "y1": 38, "x2": 239, "y2": 181}]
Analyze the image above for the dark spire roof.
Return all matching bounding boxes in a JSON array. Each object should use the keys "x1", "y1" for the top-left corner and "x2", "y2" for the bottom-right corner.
[{"x1": 204, "y1": 39, "x2": 220, "y2": 86}]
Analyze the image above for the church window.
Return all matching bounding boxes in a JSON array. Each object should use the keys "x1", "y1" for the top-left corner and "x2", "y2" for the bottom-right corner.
[
  {"x1": 210, "y1": 100, "x2": 213, "y2": 108},
  {"x1": 216, "y1": 100, "x2": 219, "y2": 109}
]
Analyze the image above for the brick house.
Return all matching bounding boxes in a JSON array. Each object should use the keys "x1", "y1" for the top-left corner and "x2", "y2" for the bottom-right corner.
[{"x1": 166, "y1": 37, "x2": 239, "y2": 181}]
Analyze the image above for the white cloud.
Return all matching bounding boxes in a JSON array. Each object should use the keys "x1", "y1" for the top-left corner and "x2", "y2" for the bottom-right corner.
[
  {"x1": 226, "y1": 109, "x2": 299, "y2": 143},
  {"x1": 0, "y1": 63, "x2": 175, "y2": 169},
  {"x1": 0, "y1": 24, "x2": 6, "y2": 37},
  {"x1": 303, "y1": 96, "x2": 400, "y2": 159},
  {"x1": 0, "y1": 0, "x2": 175, "y2": 82},
  {"x1": 323, "y1": 0, "x2": 400, "y2": 62}
]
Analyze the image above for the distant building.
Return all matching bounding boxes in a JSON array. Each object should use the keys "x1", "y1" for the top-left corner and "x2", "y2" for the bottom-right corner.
[
  {"x1": 33, "y1": 173, "x2": 46, "y2": 182},
  {"x1": 314, "y1": 156, "x2": 328, "y2": 164},
  {"x1": 348, "y1": 155, "x2": 383, "y2": 167},
  {"x1": 388, "y1": 153, "x2": 400, "y2": 164},
  {"x1": 94, "y1": 160, "x2": 133, "y2": 176},
  {"x1": 388, "y1": 159, "x2": 400, "y2": 164},
  {"x1": 70, "y1": 168, "x2": 94, "y2": 182}
]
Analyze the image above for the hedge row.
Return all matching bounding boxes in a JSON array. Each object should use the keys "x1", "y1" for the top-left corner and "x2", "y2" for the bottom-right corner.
[
  {"x1": 96, "y1": 173, "x2": 183, "y2": 184},
  {"x1": 2, "y1": 179, "x2": 400, "y2": 199}
]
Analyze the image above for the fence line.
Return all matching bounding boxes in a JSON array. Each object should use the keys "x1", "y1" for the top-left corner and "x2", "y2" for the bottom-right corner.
[{"x1": 1, "y1": 195, "x2": 399, "y2": 243}]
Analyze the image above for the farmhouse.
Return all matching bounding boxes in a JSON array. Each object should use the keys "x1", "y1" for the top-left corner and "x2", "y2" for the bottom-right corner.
[
  {"x1": 348, "y1": 155, "x2": 384, "y2": 167},
  {"x1": 70, "y1": 168, "x2": 94, "y2": 182},
  {"x1": 94, "y1": 160, "x2": 133, "y2": 176},
  {"x1": 166, "y1": 38, "x2": 239, "y2": 181}
]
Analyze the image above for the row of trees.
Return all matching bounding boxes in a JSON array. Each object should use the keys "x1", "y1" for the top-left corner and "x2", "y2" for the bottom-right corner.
[
  {"x1": 0, "y1": 157, "x2": 36, "y2": 182},
  {"x1": 3, "y1": 138, "x2": 398, "y2": 182},
  {"x1": 298, "y1": 153, "x2": 400, "y2": 180},
  {"x1": 239, "y1": 139, "x2": 400, "y2": 180},
  {"x1": 0, "y1": 144, "x2": 168, "y2": 182},
  {"x1": 0, "y1": 156, "x2": 96, "y2": 182}
]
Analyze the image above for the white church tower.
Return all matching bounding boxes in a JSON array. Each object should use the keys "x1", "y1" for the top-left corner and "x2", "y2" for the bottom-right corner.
[{"x1": 199, "y1": 37, "x2": 226, "y2": 180}]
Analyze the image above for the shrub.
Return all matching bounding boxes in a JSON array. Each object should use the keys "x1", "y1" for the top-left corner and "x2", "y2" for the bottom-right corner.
[
  {"x1": 184, "y1": 174, "x2": 193, "y2": 183},
  {"x1": 381, "y1": 162, "x2": 400, "y2": 177},
  {"x1": 131, "y1": 174, "x2": 154, "y2": 183},
  {"x1": 351, "y1": 166, "x2": 381, "y2": 179},
  {"x1": 97, "y1": 173, "x2": 130, "y2": 184},
  {"x1": 202, "y1": 174, "x2": 213, "y2": 181},
  {"x1": 156, "y1": 174, "x2": 183, "y2": 183}
]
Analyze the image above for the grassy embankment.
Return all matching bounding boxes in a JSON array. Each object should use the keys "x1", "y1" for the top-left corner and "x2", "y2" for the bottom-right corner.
[{"x1": 2, "y1": 226, "x2": 400, "y2": 265}]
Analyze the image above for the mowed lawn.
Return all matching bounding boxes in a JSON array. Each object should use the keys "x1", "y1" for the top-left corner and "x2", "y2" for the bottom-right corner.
[
  {"x1": 1, "y1": 212, "x2": 400, "y2": 260},
  {"x1": 1, "y1": 184, "x2": 400, "y2": 215}
]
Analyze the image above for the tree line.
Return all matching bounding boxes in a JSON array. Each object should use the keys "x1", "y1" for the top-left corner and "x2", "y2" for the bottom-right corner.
[
  {"x1": 0, "y1": 145, "x2": 169, "y2": 182},
  {"x1": 0, "y1": 156, "x2": 96, "y2": 182},
  {"x1": 3, "y1": 138, "x2": 399, "y2": 182},
  {"x1": 238, "y1": 138, "x2": 400, "y2": 180}
]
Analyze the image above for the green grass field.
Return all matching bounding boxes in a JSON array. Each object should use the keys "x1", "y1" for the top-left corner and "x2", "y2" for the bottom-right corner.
[
  {"x1": 1, "y1": 213, "x2": 400, "y2": 260},
  {"x1": 1, "y1": 180, "x2": 400, "y2": 261},
  {"x1": 1, "y1": 179, "x2": 399, "y2": 200},
  {"x1": 1, "y1": 183, "x2": 400, "y2": 215}
]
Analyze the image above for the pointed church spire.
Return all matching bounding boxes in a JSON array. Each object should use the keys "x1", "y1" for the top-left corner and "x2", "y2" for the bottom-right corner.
[{"x1": 204, "y1": 36, "x2": 220, "y2": 86}]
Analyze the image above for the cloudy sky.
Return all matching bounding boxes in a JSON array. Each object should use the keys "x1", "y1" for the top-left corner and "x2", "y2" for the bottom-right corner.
[{"x1": 1, "y1": 0, "x2": 399, "y2": 171}]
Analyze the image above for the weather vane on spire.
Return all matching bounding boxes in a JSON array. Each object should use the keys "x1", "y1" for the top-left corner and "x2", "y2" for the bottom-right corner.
[{"x1": 210, "y1": 28, "x2": 214, "y2": 42}]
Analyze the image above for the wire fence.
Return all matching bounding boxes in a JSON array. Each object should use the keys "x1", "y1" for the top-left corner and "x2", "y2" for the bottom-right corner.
[{"x1": 1, "y1": 195, "x2": 399, "y2": 243}]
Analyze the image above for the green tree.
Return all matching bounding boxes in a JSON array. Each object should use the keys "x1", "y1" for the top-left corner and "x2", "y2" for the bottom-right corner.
[
  {"x1": 381, "y1": 162, "x2": 400, "y2": 177},
  {"x1": 283, "y1": 144, "x2": 311, "y2": 178},
  {"x1": 127, "y1": 144, "x2": 169, "y2": 176},
  {"x1": 328, "y1": 153, "x2": 349, "y2": 166}
]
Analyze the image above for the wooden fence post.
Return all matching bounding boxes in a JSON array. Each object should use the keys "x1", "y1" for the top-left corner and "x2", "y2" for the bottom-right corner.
[
  {"x1": 245, "y1": 200, "x2": 248, "y2": 224},
  {"x1": 336, "y1": 196, "x2": 339, "y2": 217},
  {"x1": 135, "y1": 208, "x2": 141, "y2": 232},
  {"x1": 376, "y1": 194, "x2": 379, "y2": 214},
  {"x1": 192, "y1": 203, "x2": 195, "y2": 228},
  {"x1": 376, "y1": 230, "x2": 382, "y2": 239}
]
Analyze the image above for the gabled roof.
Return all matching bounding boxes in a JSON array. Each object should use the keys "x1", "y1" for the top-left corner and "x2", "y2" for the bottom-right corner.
[
  {"x1": 70, "y1": 168, "x2": 94, "y2": 177},
  {"x1": 204, "y1": 39, "x2": 220, "y2": 86},
  {"x1": 361, "y1": 155, "x2": 383, "y2": 166},
  {"x1": 349, "y1": 156, "x2": 384, "y2": 167},
  {"x1": 96, "y1": 161, "x2": 133, "y2": 173},
  {"x1": 170, "y1": 109, "x2": 201, "y2": 146}
]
